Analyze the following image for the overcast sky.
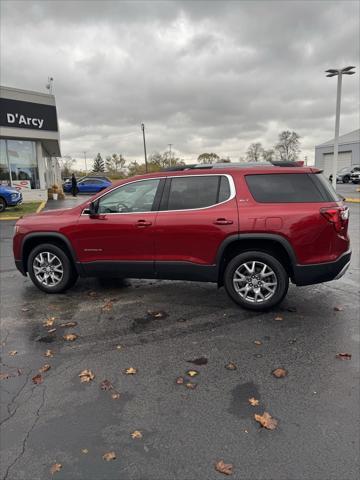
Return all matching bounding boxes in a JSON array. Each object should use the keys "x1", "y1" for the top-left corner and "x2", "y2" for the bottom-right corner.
[{"x1": 1, "y1": 0, "x2": 359, "y2": 167}]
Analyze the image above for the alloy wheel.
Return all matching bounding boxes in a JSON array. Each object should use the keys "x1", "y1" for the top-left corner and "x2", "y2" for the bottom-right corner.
[
  {"x1": 33, "y1": 251, "x2": 64, "y2": 287},
  {"x1": 232, "y1": 260, "x2": 278, "y2": 304}
]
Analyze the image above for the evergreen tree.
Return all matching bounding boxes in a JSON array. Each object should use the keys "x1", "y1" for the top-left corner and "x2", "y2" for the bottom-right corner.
[{"x1": 92, "y1": 153, "x2": 105, "y2": 172}]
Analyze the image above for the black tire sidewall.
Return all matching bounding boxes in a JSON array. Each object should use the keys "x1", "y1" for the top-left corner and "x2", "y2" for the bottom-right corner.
[
  {"x1": 0, "y1": 198, "x2": 6, "y2": 212},
  {"x1": 27, "y1": 243, "x2": 76, "y2": 293},
  {"x1": 224, "y1": 251, "x2": 289, "y2": 311}
]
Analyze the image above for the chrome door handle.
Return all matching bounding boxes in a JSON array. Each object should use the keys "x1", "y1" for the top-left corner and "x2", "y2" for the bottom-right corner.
[
  {"x1": 136, "y1": 219, "x2": 152, "y2": 227},
  {"x1": 214, "y1": 218, "x2": 234, "y2": 225}
]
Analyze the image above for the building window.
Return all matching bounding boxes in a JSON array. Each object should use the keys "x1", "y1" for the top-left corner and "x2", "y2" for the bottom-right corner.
[
  {"x1": 0, "y1": 139, "x2": 10, "y2": 185},
  {"x1": 6, "y1": 140, "x2": 39, "y2": 189}
]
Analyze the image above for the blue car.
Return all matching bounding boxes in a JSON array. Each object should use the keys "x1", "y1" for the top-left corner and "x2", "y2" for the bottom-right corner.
[
  {"x1": 63, "y1": 177, "x2": 112, "y2": 194},
  {"x1": 0, "y1": 185, "x2": 23, "y2": 212}
]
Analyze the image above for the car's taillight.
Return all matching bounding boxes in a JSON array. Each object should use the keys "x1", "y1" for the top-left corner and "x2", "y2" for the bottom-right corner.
[{"x1": 320, "y1": 206, "x2": 349, "y2": 233}]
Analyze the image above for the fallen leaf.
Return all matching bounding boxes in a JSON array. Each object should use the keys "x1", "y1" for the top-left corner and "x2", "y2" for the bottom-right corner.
[
  {"x1": 111, "y1": 392, "x2": 120, "y2": 399},
  {"x1": 102, "y1": 451, "x2": 116, "y2": 461},
  {"x1": 254, "y1": 340, "x2": 262, "y2": 345},
  {"x1": 336, "y1": 353, "x2": 352, "y2": 360},
  {"x1": 0, "y1": 373, "x2": 10, "y2": 380},
  {"x1": 47, "y1": 328, "x2": 57, "y2": 334},
  {"x1": 185, "y1": 381, "x2": 197, "y2": 389},
  {"x1": 131, "y1": 430, "x2": 143, "y2": 439},
  {"x1": 101, "y1": 301, "x2": 113, "y2": 312},
  {"x1": 274, "y1": 315, "x2": 284, "y2": 321},
  {"x1": 44, "y1": 349, "x2": 54, "y2": 357},
  {"x1": 43, "y1": 317, "x2": 56, "y2": 328},
  {"x1": 59, "y1": 322, "x2": 77, "y2": 328},
  {"x1": 116, "y1": 345, "x2": 122, "y2": 350},
  {"x1": 32, "y1": 374, "x2": 43, "y2": 384},
  {"x1": 334, "y1": 306, "x2": 344, "y2": 312},
  {"x1": 248, "y1": 397, "x2": 259, "y2": 406},
  {"x1": 81, "y1": 449, "x2": 88, "y2": 454},
  {"x1": 79, "y1": 369, "x2": 95, "y2": 383},
  {"x1": 21, "y1": 307, "x2": 29, "y2": 312},
  {"x1": 186, "y1": 370, "x2": 199, "y2": 377},
  {"x1": 124, "y1": 367, "x2": 137, "y2": 375},
  {"x1": 8, "y1": 350, "x2": 17, "y2": 356},
  {"x1": 254, "y1": 412, "x2": 278, "y2": 430},
  {"x1": 39, "y1": 364, "x2": 51, "y2": 373},
  {"x1": 63, "y1": 333, "x2": 78, "y2": 341},
  {"x1": 272, "y1": 368, "x2": 288, "y2": 378},
  {"x1": 215, "y1": 460, "x2": 233, "y2": 475},
  {"x1": 50, "y1": 463, "x2": 62, "y2": 475},
  {"x1": 100, "y1": 379, "x2": 114, "y2": 391},
  {"x1": 225, "y1": 362, "x2": 237, "y2": 370},
  {"x1": 147, "y1": 310, "x2": 168, "y2": 319},
  {"x1": 176, "y1": 376, "x2": 184, "y2": 384},
  {"x1": 187, "y1": 356, "x2": 208, "y2": 365}
]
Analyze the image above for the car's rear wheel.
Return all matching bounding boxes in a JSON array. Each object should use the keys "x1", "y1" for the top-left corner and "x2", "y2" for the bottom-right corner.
[
  {"x1": 224, "y1": 251, "x2": 289, "y2": 311},
  {"x1": 0, "y1": 197, "x2": 6, "y2": 213},
  {"x1": 343, "y1": 175, "x2": 350, "y2": 184},
  {"x1": 28, "y1": 243, "x2": 78, "y2": 293}
]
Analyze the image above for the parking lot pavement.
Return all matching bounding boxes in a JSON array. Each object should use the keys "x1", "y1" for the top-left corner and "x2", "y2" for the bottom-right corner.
[{"x1": 0, "y1": 193, "x2": 359, "y2": 480}]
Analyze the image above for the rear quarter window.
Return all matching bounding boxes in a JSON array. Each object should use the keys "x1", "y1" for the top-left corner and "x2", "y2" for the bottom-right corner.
[{"x1": 245, "y1": 173, "x2": 338, "y2": 203}]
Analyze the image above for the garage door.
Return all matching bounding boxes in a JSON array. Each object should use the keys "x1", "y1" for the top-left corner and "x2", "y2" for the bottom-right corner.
[{"x1": 320, "y1": 151, "x2": 352, "y2": 179}]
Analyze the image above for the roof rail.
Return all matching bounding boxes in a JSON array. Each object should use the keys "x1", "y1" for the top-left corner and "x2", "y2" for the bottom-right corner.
[{"x1": 162, "y1": 160, "x2": 304, "y2": 171}]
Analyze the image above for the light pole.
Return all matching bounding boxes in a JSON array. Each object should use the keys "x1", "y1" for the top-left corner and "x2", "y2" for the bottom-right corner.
[
  {"x1": 83, "y1": 151, "x2": 87, "y2": 173},
  {"x1": 325, "y1": 66, "x2": 356, "y2": 189},
  {"x1": 141, "y1": 123, "x2": 148, "y2": 173},
  {"x1": 168, "y1": 143, "x2": 173, "y2": 166}
]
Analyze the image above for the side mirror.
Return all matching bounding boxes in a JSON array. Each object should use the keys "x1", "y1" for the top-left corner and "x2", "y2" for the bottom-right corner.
[{"x1": 89, "y1": 200, "x2": 99, "y2": 217}]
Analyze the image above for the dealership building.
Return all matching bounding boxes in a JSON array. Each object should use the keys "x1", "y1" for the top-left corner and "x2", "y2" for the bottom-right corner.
[
  {"x1": 0, "y1": 85, "x2": 62, "y2": 201},
  {"x1": 314, "y1": 129, "x2": 360, "y2": 178}
]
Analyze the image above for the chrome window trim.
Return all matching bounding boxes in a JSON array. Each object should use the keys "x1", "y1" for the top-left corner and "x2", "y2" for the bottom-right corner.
[{"x1": 81, "y1": 174, "x2": 236, "y2": 215}]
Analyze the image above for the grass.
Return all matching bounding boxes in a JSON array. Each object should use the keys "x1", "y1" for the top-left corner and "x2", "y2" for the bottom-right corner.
[{"x1": 0, "y1": 202, "x2": 44, "y2": 220}]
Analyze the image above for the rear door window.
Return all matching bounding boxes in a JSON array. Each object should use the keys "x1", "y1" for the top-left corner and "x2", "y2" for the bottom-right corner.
[{"x1": 245, "y1": 173, "x2": 337, "y2": 203}]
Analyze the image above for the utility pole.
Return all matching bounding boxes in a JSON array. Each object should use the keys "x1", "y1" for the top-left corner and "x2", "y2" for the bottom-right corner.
[
  {"x1": 141, "y1": 123, "x2": 148, "y2": 173},
  {"x1": 83, "y1": 151, "x2": 87, "y2": 173},
  {"x1": 168, "y1": 144, "x2": 173, "y2": 167},
  {"x1": 325, "y1": 66, "x2": 356, "y2": 189}
]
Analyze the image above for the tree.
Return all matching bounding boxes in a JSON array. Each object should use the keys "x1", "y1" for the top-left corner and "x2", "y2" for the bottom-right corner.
[
  {"x1": 274, "y1": 131, "x2": 301, "y2": 161},
  {"x1": 60, "y1": 156, "x2": 75, "y2": 178},
  {"x1": 262, "y1": 149, "x2": 275, "y2": 163},
  {"x1": 149, "y1": 151, "x2": 185, "y2": 169},
  {"x1": 92, "y1": 153, "x2": 105, "y2": 172},
  {"x1": 197, "y1": 153, "x2": 220, "y2": 164},
  {"x1": 106, "y1": 153, "x2": 126, "y2": 174},
  {"x1": 246, "y1": 143, "x2": 263, "y2": 162}
]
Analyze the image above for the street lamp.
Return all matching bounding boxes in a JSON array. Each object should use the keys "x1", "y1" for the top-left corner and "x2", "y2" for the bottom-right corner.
[
  {"x1": 141, "y1": 123, "x2": 148, "y2": 173},
  {"x1": 325, "y1": 65, "x2": 356, "y2": 189}
]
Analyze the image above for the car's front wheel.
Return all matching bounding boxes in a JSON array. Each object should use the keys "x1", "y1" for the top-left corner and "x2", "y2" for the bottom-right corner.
[
  {"x1": 28, "y1": 243, "x2": 78, "y2": 293},
  {"x1": 343, "y1": 175, "x2": 350, "y2": 184},
  {"x1": 224, "y1": 251, "x2": 289, "y2": 311},
  {"x1": 0, "y1": 197, "x2": 6, "y2": 213}
]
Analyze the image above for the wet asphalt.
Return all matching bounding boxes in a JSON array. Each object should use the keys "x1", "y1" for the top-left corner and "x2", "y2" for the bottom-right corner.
[{"x1": 0, "y1": 185, "x2": 359, "y2": 480}]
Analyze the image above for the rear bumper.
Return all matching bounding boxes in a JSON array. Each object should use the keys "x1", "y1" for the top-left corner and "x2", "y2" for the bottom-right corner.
[{"x1": 293, "y1": 250, "x2": 351, "y2": 286}]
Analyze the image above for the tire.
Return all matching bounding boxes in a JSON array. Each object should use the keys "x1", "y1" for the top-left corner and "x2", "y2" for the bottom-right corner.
[
  {"x1": 223, "y1": 251, "x2": 289, "y2": 311},
  {"x1": 0, "y1": 197, "x2": 6, "y2": 213},
  {"x1": 27, "y1": 243, "x2": 78, "y2": 293},
  {"x1": 343, "y1": 176, "x2": 350, "y2": 184}
]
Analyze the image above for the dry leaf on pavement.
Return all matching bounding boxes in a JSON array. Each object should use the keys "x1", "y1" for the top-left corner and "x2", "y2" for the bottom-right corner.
[
  {"x1": 186, "y1": 370, "x2": 199, "y2": 377},
  {"x1": 254, "y1": 340, "x2": 262, "y2": 345},
  {"x1": 59, "y1": 322, "x2": 77, "y2": 328},
  {"x1": 8, "y1": 350, "x2": 17, "y2": 356},
  {"x1": 79, "y1": 369, "x2": 95, "y2": 383},
  {"x1": 81, "y1": 449, "x2": 89, "y2": 454},
  {"x1": 39, "y1": 364, "x2": 51, "y2": 373},
  {"x1": 43, "y1": 317, "x2": 56, "y2": 328},
  {"x1": 47, "y1": 328, "x2": 57, "y2": 334},
  {"x1": 21, "y1": 307, "x2": 29, "y2": 312},
  {"x1": 225, "y1": 362, "x2": 237, "y2": 370},
  {"x1": 274, "y1": 315, "x2": 284, "y2": 321},
  {"x1": 334, "y1": 306, "x2": 344, "y2": 311},
  {"x1": 0, "y1": 373, "x2": 10, "y2": 380},
  {"x1": 100, "y1": 379, "x2": 114, "y2": 391},
  {"x1": 111, "y1": 392, "x2": 120, "y2": 399},
  {"x1": 124, "y1": 367, "x2": 137, "y2": 375},
  {"x1": 147, "y1": 310, "x2": 168, "y2": 319},
  {"x1": 248, "y1": 397, "x2": 259, "y2": 406},
  {"x1": 187, "y1": 357, "x2": 208, "y2": 365},
  {"x1": 131, "y1": 430, "x2": 143, "y2": 439},
  {"x1": 44, "y1": 349, "x2": 54, "y2": 357},
  {"x1": 63, "y1": 333, "x2": 78, "y2": 341},
  {"x1": 32, "y1": 374, "x2": 43, "y2": 385},
  {"x1": 101, "y1": 301, "x2": 113, "y2": 312},
  {"x1": 185, "y1": 381, "x2": 197, "y2": 389},
  {"x1": 50, "y1": 463, "x2": 62, "y2": 475},
  {"x1": 272, "y1": 368, "x2": 288, "y2": 378},
  {"x1": 254, "y1": 412, "x2": 278, "y2": 430},
  {"x1": 215, "y1": 460, "x2": 233, "y2": 475},
  {"x1": 102, "y1": 451, "x2": 116, "y2": 461},
  {"x1": 176, "y1": 376, "x2": 184, "y2": 384},
  {"x1": 336, "y1": 353, "x2": 352, "y2": 360}
]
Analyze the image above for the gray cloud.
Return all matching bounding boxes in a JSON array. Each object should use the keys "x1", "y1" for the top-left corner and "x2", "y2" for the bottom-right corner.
[{"x1": 1, "y1": 0, "x2": 359, "y2": 165}]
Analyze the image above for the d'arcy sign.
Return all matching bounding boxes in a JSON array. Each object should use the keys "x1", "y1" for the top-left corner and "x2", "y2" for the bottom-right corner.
[{"x1": 0, "y1": 98, "x2": 58, "y2": 132}]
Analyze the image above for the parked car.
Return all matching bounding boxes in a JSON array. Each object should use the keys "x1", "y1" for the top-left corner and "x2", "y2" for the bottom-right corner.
[
  {"x1": 13, "y1": 163, "x2": 351, "y2": 311},
  {"x1": 0, "y1": 184, "x2": 23, "y2": 212},
  {"x1": 337, "y1": 165, "x2": 360, "y2": 183},
  {"x1": 350, "y1": 170, "x2": 360, "y2": 184},
  {"x1": 63, "y1": 177, "x2": 112, "y2": 194}
]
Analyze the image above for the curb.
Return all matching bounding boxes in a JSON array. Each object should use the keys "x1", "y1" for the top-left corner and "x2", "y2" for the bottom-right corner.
[
  {"x1": 344, "y1": 198, "x2": 360, "y2": 203},
  {"x1": 0, "y1": 200, "x2": 47, "y2": 221}
]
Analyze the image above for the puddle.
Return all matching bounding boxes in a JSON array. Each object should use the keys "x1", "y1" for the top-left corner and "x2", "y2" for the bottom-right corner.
[{"x1": 228, "y1": 382, "x2": 261, "y2": 418}]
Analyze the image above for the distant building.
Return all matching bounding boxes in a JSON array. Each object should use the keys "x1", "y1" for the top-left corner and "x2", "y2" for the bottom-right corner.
[
  {"x1": 0, "y1": 85, "x2": 62, "y2": 201},
  {"x1": 315, "y1": 129, "x2": 360, "y2": 178}
]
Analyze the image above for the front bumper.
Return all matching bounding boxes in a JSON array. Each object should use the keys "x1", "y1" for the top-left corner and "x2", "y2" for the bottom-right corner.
[{"x1": 292, "y1": 250, "x2": 351, "y2": 286}]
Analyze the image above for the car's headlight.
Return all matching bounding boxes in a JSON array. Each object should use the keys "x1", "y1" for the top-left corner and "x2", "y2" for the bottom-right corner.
[{"x1": 11, "y1": 193, "x2": 19, "y2": 199}]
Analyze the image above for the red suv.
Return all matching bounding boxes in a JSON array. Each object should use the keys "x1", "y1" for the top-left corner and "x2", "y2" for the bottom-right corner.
[{"x1": 13, "y1": 164, "x2": 351, "y2": 311}]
